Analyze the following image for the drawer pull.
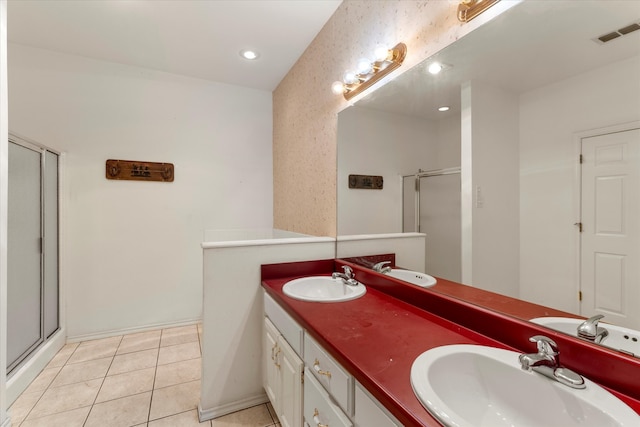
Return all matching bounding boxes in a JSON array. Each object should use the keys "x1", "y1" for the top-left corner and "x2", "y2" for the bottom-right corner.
[
  {"x1": 313, "y1": 359, "x2": 332, "y2": 379},
  {"x1": 274, "y1": 347, "x2": 281, "y2": 369},
  {"x1": 313, "y1": 408, "x2": 329, "y2": 427},
  {"x1": 271, "y1": 343, "x2": 277, "y2": 361}
]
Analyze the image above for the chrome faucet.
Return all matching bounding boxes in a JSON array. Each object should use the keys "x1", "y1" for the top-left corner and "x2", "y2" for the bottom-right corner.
[
  {"x1": 332, "y1": 265, "x2": 359, "y2": 287},
  {"x1": 577, "y1": 314, "x2": 609, "y2": 344},
  {"x1": 519, "y1": 335, "x2": 585, "y2": 389},
  {"x1": 372, "y1": 261, "x2": 392, "y2": 274}
]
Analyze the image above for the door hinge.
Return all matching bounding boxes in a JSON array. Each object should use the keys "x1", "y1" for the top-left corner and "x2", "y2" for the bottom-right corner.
[
  {"x1": 579, "y1": 154, "x2": 584, "y2": 164},
  {"x1": 579, "y1": 291, "x2": 583, "y2": 301},
  {"x1": 574, "y1": 222, "x2": 583, "y2": 232},
  {"x1": 301, "y1": 370, "x2": 304, "y2": 385},
  {"x1": 39, "y1": 237, "x2": 43, "y2": 253}
]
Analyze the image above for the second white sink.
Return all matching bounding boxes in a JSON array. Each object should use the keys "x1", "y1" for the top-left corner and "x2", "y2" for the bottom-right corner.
[
  {"x1": 411, "y1": 344, "x2": 639, "y2": 427},
  {"x1": 283, "y1": 276, "x2": 366, "y2": 303},
  {"x1": 531, "y1": 317, "x2": 640, "y2": 356}
]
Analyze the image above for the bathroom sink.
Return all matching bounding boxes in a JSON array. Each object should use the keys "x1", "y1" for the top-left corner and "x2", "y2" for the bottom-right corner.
[
  {"x1": 531, "y1": 317, "x2": 640, "y2": 356},
  {"x1": 410, "y1": 344, "x2": 639, "y2": 427},
  {"x1": 282, "y1": 276, "x2": 366, "y2": 302},
  {"x1": 386, "y1": 269, "x2": 436, "y2": 287}
]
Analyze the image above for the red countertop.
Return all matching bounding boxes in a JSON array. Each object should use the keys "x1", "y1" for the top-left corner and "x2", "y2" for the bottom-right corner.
[{"x1": 261, "y1": 259, "x2": 640, "y2": 426}]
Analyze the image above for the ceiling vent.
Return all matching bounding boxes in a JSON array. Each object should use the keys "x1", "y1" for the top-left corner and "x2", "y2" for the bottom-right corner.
[{"x1": 596, "y1": 21, "x2": 640, "y2": 43}]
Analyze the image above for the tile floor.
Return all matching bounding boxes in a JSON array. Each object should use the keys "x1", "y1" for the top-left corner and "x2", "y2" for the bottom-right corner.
[{"x1": 9, "y1": 324, "x2": 281, "y2": 427}]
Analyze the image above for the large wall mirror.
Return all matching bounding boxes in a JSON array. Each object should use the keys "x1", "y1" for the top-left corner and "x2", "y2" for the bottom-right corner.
[{"x1": 337, "y1": 1, "x2": 640, "y2": 355}]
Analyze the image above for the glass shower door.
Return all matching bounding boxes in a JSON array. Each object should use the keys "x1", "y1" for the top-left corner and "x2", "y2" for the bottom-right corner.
[{"x1": 7, "y1": 142, "x2": 43, "y2": 371}]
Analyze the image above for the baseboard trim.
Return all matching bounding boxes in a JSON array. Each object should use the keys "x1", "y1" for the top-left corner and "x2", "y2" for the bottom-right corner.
[
  {"x1": 198, "y1": 393, "x2": 269, "y2": 422},
  {"x1": 66, "y1": 317, "x2": 201, "y2": 343}
]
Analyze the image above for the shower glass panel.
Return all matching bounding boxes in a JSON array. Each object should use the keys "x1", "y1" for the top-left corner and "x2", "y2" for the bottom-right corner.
[
  {"x1": 43, "y1": 150, "x2": 59, "y2": 338},
  {"x1": 403, "y1": 170, "x2": 462, "y2": 282},
  {"x1": 7, "y1": 142, "x2": 43, "y2": 370},
  {"x1": 419, "y1": 173, "x2": 461, "y2": 282}
]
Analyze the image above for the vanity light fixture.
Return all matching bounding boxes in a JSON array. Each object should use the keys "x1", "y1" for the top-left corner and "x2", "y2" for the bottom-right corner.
[
  {"x1": 428, "y1": 63, "x2": 444, "y2": 75},
  {"x1": 331, "y1": 42, "x2": 407, "y2": 100},
  {"x1": 457, "y1": 0, "x2": 500, "y2": 23}
]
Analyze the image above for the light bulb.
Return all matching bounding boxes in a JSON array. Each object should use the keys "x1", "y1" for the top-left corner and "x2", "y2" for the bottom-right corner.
[
  {"x1": 356, "y1": 58, "x2": 373, "y2": 74},
  {"x1": 428, "y1": 63, "x2": 443, "y2": 75},
  {"x1": 374, "y1": 45, "x2": 390, "y2": 62},
  {"x1": 331, "y1": 81, "x2": 345, "y2": 95},
  {"x1": 438, "y1": 106, "x2": 450, "y2": 112},
  {"x1": 343, "y1": 71, "x2": 358, "y2": 85}
]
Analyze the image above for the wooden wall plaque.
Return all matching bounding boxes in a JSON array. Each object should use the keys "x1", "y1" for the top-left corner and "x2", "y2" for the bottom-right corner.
[
  {"x1": 348, "y1": 174, "x2": 383, "y2": 189},
  {"x1": 106, "y1": 159, "x2": 174, "y2": 182}
]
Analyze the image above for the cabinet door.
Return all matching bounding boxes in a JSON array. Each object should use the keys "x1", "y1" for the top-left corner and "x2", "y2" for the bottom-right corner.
[
  {"x1": 264, "y1": 318, "x2": 281, "y2": 411},
  {"x1": 354, "y1": 382, "x2": 400, "y2": 427},
  {"x1": 278, "y1": 336, "x2": 303, "y2": 427}
]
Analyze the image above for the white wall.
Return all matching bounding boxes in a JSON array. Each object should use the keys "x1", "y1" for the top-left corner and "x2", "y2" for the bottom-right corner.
[
  {"x1": 0, "y1": 1, "x2": 8, "y2": 425},
  {"x1": 520, "y1": 55, "x2": 640, "y2": 313},
  {"x1": 462, "y1": 80, "x2": 520, "y2": 297},
  {"x1": 337, "y1": 106, "x2": 437, "y2": 235},
  {"x1": 8, "y1": 44, "x2": 273, "y2": 339},
  {"x1": 200, "y1": 237, "x2": 335, "y2": 420}
]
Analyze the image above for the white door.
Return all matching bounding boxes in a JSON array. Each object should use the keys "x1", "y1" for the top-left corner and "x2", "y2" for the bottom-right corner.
[{"x1": 580, "y1": 128, "x2": 640, "y2": 329}]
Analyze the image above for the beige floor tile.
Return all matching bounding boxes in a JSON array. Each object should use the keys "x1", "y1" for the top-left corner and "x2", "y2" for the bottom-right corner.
[
  {"x1": 96, "y1": 367, "x2": 155, "y2": 403},
  {"x1": 8, "y1": 390, "x2": 44, "y2": 425},
  {"x1": 160, "y1": 325, "x2": 199, "y2": 347},
  {"x1": 148, "y1": 409, "x2": 211, "y2": 426},
  {"x1": 211, "y1": 404, "x2": 274, "y2": 427},
  {"x1": 149, "y1": 380, "x2": 200, "y2": 420},
  {"x1": 109, "y1": 348, "x2": 159, "y2": 376},
  {"x1": 67, "y1": 336, "x2": 122, "y2": 364},
  {"x1": 19, "y1": 406, "x2": 91, "y2": 427},
  {"x1": 50, "y1": 357, "x2": 112, "y2": 388},
  {"x1": 46, "y1": 343, "x2": 79, "y2": 368},
  {"x1": 28, "y1": 378, "x2": 102, "y2": 419},
  {"x1": 154, "y1": 358, "x2": 201, "y2": 389},
  {"x1": 24, "y1": 366, "x2": 62, "y2": 394},
  {"x1": 85, "y1": 391, "x2": 151, "y2": 427},
  {"x1": 118, "y1": 330, "x2": 162, "y2": 355},
  {"x1": 158, "y1": 341, "x2": 201, "y2": 365}
]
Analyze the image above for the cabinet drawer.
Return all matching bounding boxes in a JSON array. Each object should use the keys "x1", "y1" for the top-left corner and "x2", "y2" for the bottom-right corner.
[
  {"x1": 264, "y1": 292, "x2": 304, "y2": 356},
  {"x1": 304, "y1": 367, "x2": 352, "y2": 427},
  {"x1": 304, "y1": 334, "x2": 353, "y2": 416}
]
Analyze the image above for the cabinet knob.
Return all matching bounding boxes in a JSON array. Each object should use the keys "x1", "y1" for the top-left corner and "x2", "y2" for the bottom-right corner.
[
  {"x1": 313, "y1": 408, "x2": 329, "y2": 427},
  {"x1": 313, "y1": 359, "x2": 332, "y2": 379}
]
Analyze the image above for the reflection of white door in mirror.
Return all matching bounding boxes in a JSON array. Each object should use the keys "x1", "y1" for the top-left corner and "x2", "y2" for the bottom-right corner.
[{"x1": 581, "y1": 127, "x2": 640, "y2": 330}]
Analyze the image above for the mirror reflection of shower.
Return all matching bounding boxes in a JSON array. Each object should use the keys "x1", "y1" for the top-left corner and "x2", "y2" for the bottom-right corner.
[{"x1": 403, "y1": 167, "x2": 461, "y2": 282}]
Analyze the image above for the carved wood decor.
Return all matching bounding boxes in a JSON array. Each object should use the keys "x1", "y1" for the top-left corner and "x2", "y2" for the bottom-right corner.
[
  {"x1": 106, "y1": 159, "x2": 174, "y2": 182},
  {"x1": 348, "y1": 174, "x2": 383, "y2": 189}
]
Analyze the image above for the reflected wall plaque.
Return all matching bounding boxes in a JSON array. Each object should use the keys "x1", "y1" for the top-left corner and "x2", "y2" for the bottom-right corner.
[
  {"x1": 106, "y1": 159, "x2": 174, "y2": 182},
  {"x1": 348, "y1": 174, "x2": 383, "y2": 189}
]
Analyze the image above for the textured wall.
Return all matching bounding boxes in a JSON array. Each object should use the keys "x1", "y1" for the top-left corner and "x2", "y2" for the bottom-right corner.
[{"x1": 273, "y1": 0, "x2": 518, "y2": 237}]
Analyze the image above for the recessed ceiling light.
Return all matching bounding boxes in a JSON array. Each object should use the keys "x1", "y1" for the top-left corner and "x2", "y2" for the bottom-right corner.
[
  {"x1": 240, "y1": 49, "x2": 259, "y2": 60},
  {"x1": 428, "y1": 63, "x2": 443, "y2": 75},
  {"x1": 438, "y1": 106, "x2": 450, "y2": 112}
]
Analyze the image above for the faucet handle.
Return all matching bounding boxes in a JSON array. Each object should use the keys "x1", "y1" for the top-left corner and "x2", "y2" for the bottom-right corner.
[
  {"x1": 577, "y1": 314, "x2": 605, "y2": 338},
  {"x1": 372, "y1": 261, "x2": 390, "y2": 271},
  {"x1": 341, "y1": 265, "x2": 354, "y2": 277},
  {"x1": 529, "y1": 335, "x2": 559, "y2": 356}
]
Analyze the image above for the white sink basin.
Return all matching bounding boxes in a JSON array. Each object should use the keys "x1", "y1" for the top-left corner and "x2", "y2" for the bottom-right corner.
[
  {"x1": 411, "y1": 344, "x2": 639, "y2": 427},
  {"x1": 282, "y1": 276, "x2": 366, "y2": 302},
  {"x1": 531, "y1": 317, "x2": 640, "y2": 357},
  {"x1": 386, "y1": 269, "x2": 436, "y2": 287}
]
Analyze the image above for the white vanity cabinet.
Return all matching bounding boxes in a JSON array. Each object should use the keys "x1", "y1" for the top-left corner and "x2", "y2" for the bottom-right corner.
[{"x1": 264, "y1": 295, "x2": 304, "y2": 427}]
